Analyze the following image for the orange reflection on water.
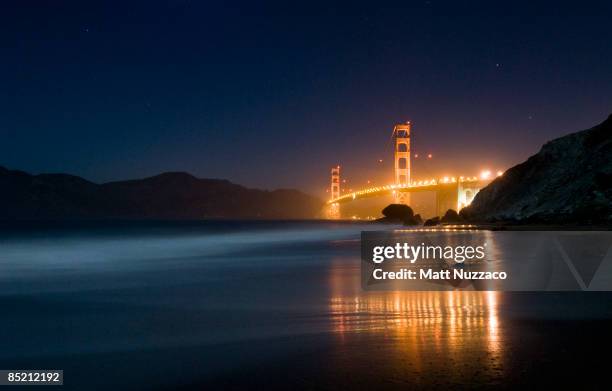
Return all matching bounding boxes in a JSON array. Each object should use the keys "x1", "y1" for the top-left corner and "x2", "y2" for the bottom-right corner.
[
  {"x1": 328, "y1": 263, "x2": 505, "y2": 383},
  {"x1": 330, "y1": 291, "x2": 500, "y2": 340}
]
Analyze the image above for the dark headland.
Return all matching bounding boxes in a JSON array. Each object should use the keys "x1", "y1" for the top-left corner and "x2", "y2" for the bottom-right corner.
[
  {"x1": 0, "y1": 169, "x2": 323, "y2": 220},
  {"x1": 461, "y1": 114, "x2": 612, "y2": 225}
]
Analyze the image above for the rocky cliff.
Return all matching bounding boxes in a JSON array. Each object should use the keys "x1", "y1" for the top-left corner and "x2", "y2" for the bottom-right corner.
[{"x1": 461, "y1": 114, "x2": 612, "y2": 224}]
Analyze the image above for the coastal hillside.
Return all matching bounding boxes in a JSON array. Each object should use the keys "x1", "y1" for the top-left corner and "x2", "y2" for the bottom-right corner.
[
  {"x1": 0, "y1": 168, "x2": 323, "y2": 220},
  {"x1": 461, "y1": 114, "x2": 612, "y2": 224}
]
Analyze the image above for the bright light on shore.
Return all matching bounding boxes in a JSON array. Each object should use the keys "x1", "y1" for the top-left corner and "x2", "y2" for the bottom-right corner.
[
  {"x1": 497, "y1": 170, "x2": 504, "y2": 177},
  {"x1": 480, "y1": 170, "x2": 491, "y2": 180}
]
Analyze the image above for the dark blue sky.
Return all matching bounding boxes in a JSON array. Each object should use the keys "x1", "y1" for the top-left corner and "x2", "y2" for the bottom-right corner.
[{"x1": 2, "y1": 1, "x2": 611, "y2": 196}]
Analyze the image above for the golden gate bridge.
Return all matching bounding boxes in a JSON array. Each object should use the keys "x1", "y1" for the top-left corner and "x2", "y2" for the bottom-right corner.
[{"x1": 326, "y1": 121, "x2": 503, "y2": 219}]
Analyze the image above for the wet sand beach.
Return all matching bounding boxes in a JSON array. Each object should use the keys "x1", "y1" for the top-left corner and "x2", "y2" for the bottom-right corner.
[{"x1": 0, "y1": 221, "x2": 611, "y2": 390}]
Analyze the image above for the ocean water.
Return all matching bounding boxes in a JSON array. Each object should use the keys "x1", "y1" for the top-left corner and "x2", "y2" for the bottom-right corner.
[{"x1": 1, "y1": 221, "x2": 611, "y2": 390}]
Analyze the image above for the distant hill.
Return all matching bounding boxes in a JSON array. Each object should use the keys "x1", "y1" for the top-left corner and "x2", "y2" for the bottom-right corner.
[
  {"x1": 462, "y1": 114, "x2": 612, "y2": 225},
  {"x1": 0, "y1": 168, "x2": 323, "y2": 220}
]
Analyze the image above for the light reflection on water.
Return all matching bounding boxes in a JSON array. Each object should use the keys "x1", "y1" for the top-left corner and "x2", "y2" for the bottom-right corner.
[
  {"x1": 329, "y1": 291, "x2": 500, "y2": 340},
  {"x1": 328, "y1": 261, "x2": 504, "y2": 381}
]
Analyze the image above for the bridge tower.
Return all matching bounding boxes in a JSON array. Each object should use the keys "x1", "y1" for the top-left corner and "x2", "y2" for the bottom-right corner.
[
  {"x1": 328, "y1": 166, "x2": 341, "y2": 219},
  {"x1": 393, "y1": 122, "x2": 411, "y2": 205}
]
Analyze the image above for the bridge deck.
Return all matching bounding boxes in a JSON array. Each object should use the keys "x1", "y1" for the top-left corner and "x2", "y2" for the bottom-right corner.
[{"x1": 328, "y1": 177, "x2": 484, "y2": 204}]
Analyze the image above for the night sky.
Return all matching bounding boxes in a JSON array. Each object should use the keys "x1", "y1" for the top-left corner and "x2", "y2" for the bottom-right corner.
[{"x1": 2, "y1": 1, "x2": 611, "y2": 196}]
